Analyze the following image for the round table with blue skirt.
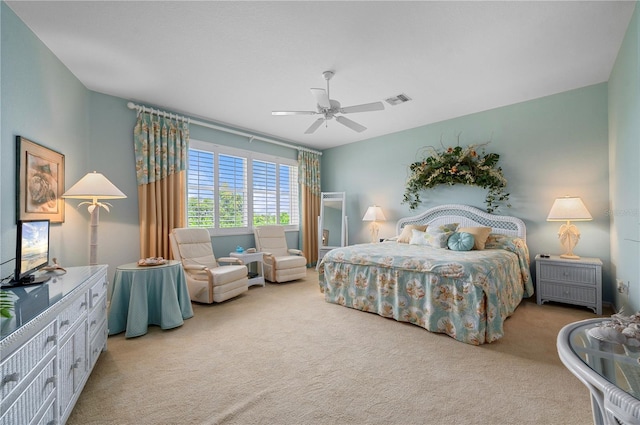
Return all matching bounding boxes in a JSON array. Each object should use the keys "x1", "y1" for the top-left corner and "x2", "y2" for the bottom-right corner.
[{"x1": 108, "y1": 260, "x2": 194, "y2": 338}]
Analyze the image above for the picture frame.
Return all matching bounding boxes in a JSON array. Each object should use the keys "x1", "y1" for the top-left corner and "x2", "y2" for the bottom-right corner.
[{"x1": 16, "y1": 136, "x2": 65, "y2": 223}]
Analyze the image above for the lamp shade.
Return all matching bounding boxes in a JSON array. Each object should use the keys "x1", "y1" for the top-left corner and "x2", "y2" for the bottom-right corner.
[
  {"x1": 62, "y1": 171, "x2": 126, "y2": 201},
  {"x1": 362, "y1": 205, "x2": 386, "y2": 222},
  {"x1": 546, "y1": 196, "x2": 592, "y2": 222}
]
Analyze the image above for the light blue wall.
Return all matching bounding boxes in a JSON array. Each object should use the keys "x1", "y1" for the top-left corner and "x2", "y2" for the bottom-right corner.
[
  {"x1": 4, "y1": 0, "x2": 638, "y2": 309},
  {"x1": 1, "y1": 3, "x2": 91, "y2": 278},
  {"x1": 1, "y1": 3, "x2": 302, "y2": 284},
  {"x1": 85, "y1": 92, "x2": 139, "y2": 275},
  {"x1": 321, "y1": 84, "x2": 612, "y2": 302},
  {"x1": 608, "y1": 2, "x2": 640, "y2": 313}
]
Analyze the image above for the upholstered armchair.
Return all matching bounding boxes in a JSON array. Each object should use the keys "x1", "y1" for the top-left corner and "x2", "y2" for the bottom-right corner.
[
  {"x1": 170, "y1": 228, "x2": 248, "y2": 303},
  {"x1": 253, "y1": 225, "x2": 307, "y2": 283}
]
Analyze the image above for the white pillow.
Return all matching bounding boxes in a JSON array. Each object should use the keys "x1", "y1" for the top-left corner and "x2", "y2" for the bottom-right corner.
[
  {"x1": 398, "y1": 224, "x2": 428, "y2": 243},
  {"x1": 409, "y1": 229, "x2": 429, "y2": 246}
]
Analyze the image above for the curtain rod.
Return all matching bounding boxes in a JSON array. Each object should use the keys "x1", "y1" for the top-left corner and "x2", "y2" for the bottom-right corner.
[{"x1": 126, "y1": 101, "x2": 322, "y2": 156}]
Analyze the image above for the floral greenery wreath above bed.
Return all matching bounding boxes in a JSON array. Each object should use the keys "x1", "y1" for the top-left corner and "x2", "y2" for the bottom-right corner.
[{"x1": 402, "y1": 142, "x2": 510, "y2": 213}]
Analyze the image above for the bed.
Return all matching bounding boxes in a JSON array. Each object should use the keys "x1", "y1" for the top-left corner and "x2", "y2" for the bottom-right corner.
[{"x1": 318, "y1": 204, "x2": 534, "y2": 345}]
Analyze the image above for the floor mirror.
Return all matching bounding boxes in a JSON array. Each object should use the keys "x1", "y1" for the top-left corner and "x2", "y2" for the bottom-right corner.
[{"x1": 318, "y1": 192, "x2": 347, "y2": 262}]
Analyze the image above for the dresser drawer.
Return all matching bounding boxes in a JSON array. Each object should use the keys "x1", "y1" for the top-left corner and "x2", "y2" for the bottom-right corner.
[
  {"x1": 35, "y1": 397, "x2": 56, "y2": 425},
  {"x1": 89, "y1": 276, "x2": 108, "y2": 309},
  {"x1": 538, "y1": 263, "x2": 597, "y2": 285},
  {"x1": 1, "y1": 322, "x2": 56, "y2": 400},
  {"x1": 0, "y1": 358, "x2": 55, "y2": 425},
  {"x1": 58, "y1": 292, "x2": 88, "y2": 339},
  {"x1": 89, "y1": 321, "x2": 108, "y2": 367},
  {"x1": 539, "y1": 281, "x2": 597, "y2": 305},
  {"x1": 88, "y1": 295, "x2": 107, "y2": 339}
]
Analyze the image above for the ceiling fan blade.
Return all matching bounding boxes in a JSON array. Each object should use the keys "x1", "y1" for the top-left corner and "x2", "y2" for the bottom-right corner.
[
  {"x1": 310, "y1": 88, "x2": 331, "y2": 109},
  {"x1": 340, "y1": 101, "x2": 385, "y2": 114},
  {"x1": 336, "y1": 116, "x2": 366, "y2": 133},
  {"x1": 304, "y1": 118, "x2": 325, "y2": 134},
  {"x1": 272, "y1": 110, "x2": 317, "y2": 116}
]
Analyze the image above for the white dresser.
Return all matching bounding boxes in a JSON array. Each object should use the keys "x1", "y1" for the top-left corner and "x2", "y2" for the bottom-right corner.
[{"x1": 0, "y1": 265, "x2": 108, "y2": 425}]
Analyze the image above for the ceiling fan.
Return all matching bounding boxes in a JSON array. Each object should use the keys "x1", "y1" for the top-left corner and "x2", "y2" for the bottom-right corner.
[{"x1": 272, "y1": 70, "x2": 384, "y2": 134}]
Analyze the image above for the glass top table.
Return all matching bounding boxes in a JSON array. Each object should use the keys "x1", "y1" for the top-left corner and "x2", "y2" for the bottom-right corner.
[{"x1": 558, "y1": 318, "x2": 640, "y2": 425}]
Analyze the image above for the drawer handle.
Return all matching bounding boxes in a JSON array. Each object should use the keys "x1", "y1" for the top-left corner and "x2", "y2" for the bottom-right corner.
[
  {"x1": 45, "y1": 376, "x2": 55, "y2": 386},
  {"x1": 1, "y1": 372, "x2": 19, "y2": 385},
  {"x1": 46, "y1": 335, "x2": 57, "y2": 344},
  {"x1": 91, "y1": 319, "x2": 97, "y2": 327},
  {"x1": 46, "y1": 421, "x2": 56, "y2": 425},
  {"x1": 92, "y1": 293, "x2": 100, "y2": 299},
  {"x1": 60, "y1": 319, "x2": 70, "y2": 327},
  {"x1": 73, "y1": 357, "x2": 82, "y2": 369},
  {"x1": 80, "y1": 301, "x2": 87, "y2": 309}
]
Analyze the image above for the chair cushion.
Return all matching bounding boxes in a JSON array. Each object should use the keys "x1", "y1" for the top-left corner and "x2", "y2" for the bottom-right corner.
[
  {"x1": 274, "y1": 266, "x2": 306, "y2": 282},
  {"x1": 254, "y1": 226, "x2": 289, "y2": 257},
  {"x1": 209, "y1": 265, "x2": 248, "y2": 286},
  {"x1": 271, "y1": 255, "x2": 306, "y2": 270},
  {"x1": 173, "y1": 228, "x2": 218, "y2": 268},
  {"x1": 212, "y1": 277, "x2": 248, "y2": 297}
]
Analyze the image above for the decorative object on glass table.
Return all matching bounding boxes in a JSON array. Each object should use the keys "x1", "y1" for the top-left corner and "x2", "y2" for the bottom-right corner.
[
  {"x1": 588, "y1": 310, "x2": 640, "y2": 346},
  {"x1": 137, "y1": 257, "x2": 168, "y2": 267},
  {"x1": 235, "y1": 246, "x2": 244, "y2": 253}
]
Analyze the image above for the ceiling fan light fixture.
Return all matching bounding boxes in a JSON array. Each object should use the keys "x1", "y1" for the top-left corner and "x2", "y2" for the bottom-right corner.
[{"x1": 322, "y1": 70, "x2": 335, "y2": 81}]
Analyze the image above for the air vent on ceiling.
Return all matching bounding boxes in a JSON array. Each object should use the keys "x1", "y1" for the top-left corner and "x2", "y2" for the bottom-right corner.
[{"x1": 385, "y1": 93, "x2": 412, "y2": 106}]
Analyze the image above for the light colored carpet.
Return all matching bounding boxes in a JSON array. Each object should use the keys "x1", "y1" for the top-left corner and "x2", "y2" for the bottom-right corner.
[{"x1": 69, "y1": 270, "x2": 602, "y2": 425}]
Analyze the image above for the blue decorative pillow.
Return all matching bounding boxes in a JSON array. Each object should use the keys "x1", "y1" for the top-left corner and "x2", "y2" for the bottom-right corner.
[{"x1": 447, "y1": 232, "x2": 475, "y2": 251}]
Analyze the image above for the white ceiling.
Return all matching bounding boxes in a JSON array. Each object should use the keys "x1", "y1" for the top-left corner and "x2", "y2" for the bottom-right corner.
[{"x1": 6, "y1": 1, "x2": 636, "y2": 150}]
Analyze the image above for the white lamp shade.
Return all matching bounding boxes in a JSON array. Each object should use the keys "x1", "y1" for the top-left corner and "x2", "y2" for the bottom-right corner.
[
  {"x1": 62, "y1": 171, "x2": 126, "y2": 200},
  {"x1": 546, "y1": 196, "x2": 592, "y2": 222},
  {"x1": 362, "y1": 205, "x2": 386, "y2": 222}
]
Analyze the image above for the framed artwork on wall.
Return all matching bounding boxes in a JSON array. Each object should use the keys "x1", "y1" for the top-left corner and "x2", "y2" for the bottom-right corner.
[{"x1": 16, "y1": 136, "x2": 65, "y2": 223}]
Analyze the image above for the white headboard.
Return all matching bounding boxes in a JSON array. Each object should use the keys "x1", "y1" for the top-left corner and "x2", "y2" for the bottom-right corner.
[{"x1": 396, "y1": 204, "x2": 526, "y2": 241}]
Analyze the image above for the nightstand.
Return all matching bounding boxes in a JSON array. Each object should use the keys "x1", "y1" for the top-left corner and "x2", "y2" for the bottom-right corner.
[{"x1": 535, "y1": 254, "x2": 602, "y2": 315}]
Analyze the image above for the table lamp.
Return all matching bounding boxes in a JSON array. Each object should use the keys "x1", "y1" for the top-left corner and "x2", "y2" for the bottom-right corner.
[
  {"x1": 62, "y1": 171, "x2": 126, "y2": 265},
  {"x1": 362, "y1": 205, "x2": 386, "y2": 243},
  {"x1": 546, "y1": 196, "x2": 592, "y2": 259}
]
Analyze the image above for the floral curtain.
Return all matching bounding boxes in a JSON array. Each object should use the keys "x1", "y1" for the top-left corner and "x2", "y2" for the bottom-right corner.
[
  {"x1": 298, "y1": 150, "x2": 321, "y2": 265},
  {"x1": 134, "y1": 111, "x2": 189, "y2": 259}
]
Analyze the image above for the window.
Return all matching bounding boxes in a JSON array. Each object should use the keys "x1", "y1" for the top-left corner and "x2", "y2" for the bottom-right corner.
[{"x1": 187, "y1": 140, "x2": 299, "y2": 235}]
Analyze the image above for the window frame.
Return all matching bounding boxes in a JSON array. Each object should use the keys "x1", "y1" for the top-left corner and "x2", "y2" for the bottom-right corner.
[{"x1": 188, "y1": 139, "x2": 299, "y2": 236}]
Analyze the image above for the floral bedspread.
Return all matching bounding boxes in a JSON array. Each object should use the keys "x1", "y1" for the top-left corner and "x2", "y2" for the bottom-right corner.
[{"x1": 318, "y1": 235, "x2": 534, "y2": 345}]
